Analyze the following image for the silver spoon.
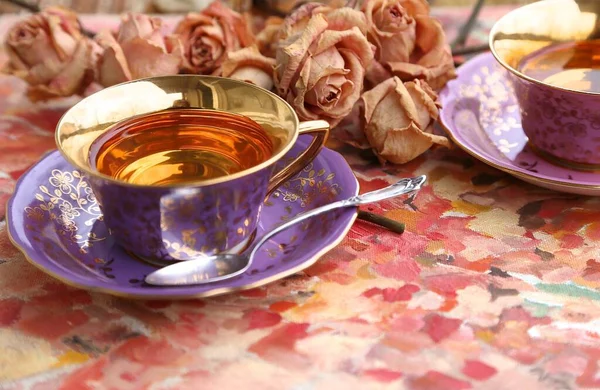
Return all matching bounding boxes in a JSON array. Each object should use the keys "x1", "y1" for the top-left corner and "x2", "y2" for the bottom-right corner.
[{"x1": 145, "y1": 175, "x2": 426, "y2": 286}]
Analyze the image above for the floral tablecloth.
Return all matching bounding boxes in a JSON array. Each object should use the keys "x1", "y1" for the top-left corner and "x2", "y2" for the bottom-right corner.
[{"x1": 2, "y1": 6, "x2": 600, "y2": 390}]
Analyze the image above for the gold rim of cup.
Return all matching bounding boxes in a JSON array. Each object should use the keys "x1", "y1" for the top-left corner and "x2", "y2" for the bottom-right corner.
[{"x1": 55, "y1": 75, "x2": 312, "y2": 188}]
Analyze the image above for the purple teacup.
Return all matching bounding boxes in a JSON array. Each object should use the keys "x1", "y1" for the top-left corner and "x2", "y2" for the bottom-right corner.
[
  {"x1": 55, "y1": 75, "x2": 329, "y2": 262},
  {"x1": 490, "y1": 0, "x2": 600, "y2": 170}
]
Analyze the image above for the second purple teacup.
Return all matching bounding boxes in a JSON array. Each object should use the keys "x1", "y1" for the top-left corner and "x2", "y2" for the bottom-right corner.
[
  {"x1": 490, "y1": 0, "x2": 600, "y2": 170},
  {"x1": 55, "y1": 75, "x2": 329, "y2": 262}
]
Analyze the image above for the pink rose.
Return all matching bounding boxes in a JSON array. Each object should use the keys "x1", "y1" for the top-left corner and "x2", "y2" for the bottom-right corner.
[
  {"x1": 222, "y1": 46, "x2": 276, "y2": 90},
  {"x1": 275, "y1": 11, "x2": 374, "y2": 127},
  {"x1": 3, "y1": 6, "x2": 97, "y2": 101},
  {"x1": 361, "y1": 77, "x2": 450, "y2": 164},
  {"x1": 175, "y1": 0, "x2": 255, "y2": 75},
  {"x1": 362, "y1": 0, "x2": 455, "y2": 90},
  {"x1": 95, "y1": 13, "x2": 183, "y2": 87}
]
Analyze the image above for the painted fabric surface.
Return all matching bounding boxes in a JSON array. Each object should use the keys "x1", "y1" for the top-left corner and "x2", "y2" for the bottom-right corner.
[{"x1": 1, "y1": 8, "x2": 600, "y2": 390}]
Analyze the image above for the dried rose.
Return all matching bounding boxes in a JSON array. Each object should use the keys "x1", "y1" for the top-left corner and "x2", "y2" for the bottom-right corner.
[
  {"x1": 275, "y1": 13, "x2": 374, "y2": 128},
  {"x1": 255, "y1": 16, "x2": 283, "y2": 58},
  {"x1": 3, "y1": 6, "x2": 98, "y2": 101},
  {"x1": 95, "y1": 13, "x2": 183, "y2": 87},
  {"x1": 361, "y1": 77, "x2": 450, "y2": 164},
  {"x1": 362, "y1": 0, "x2": 455, "y2": 90},
  {"x1": 222, "y1": 46, "x2": 276, "y2": 90},
  {"x1": 174, "y1": 0, "x2": 254, "y2": 75}
]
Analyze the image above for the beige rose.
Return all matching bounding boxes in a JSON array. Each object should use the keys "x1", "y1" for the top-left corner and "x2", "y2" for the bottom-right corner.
[
  {"x1": 174, "y1": 0, "x2": 254, "y2": 75},
  {"x1": 95, "y1": 13, "x2": 183, "y2": 87},
  {"x1": 361, "y1": 77, "x2": 450, "y2": 164},
  {"x1": 3, "y1": 6, "x2": 97, "y2": 101},
  {"x1": 222, "y1": 46, "x2": 276, "y2": 90},
  {"x1": 275, "y1": 12, "x2": 374, "y2": 127},
  {"x1": 362, "y1": 0, "x2": 455, "y2": 90}
]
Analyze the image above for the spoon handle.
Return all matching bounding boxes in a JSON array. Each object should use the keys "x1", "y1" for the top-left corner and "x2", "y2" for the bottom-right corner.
[{"x1": 248, "y1": 175, "x2": 426, "y2": 258}]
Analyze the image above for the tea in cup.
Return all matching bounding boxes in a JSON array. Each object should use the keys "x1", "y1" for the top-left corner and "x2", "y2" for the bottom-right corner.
[
  {"x1": 56, "y1": 75, "x2": 329, "y2": 262},
  {"x1": 89, "y1": 109, "x2": 276, "y2": 186},
  {"x1": 490, "y1": 0, "x2": 600, "y2": 170}
]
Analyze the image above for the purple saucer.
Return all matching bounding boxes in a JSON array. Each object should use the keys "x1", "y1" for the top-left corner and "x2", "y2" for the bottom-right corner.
[
  {"x1": 7, "y1": 137, "x2": 359, "y2": 299},
  {"x1": 439, "y1": 52, "x2": 600, "y2": 196}
]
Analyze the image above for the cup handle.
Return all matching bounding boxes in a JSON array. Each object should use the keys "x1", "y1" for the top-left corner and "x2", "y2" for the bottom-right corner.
[{"x1": 266, "y1": 119, "x2": 330, "y2": 195}]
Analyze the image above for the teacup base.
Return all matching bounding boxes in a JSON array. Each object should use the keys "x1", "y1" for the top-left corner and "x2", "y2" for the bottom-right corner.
[
  {"x1": 126, "y1": 233, "x2": 256, "y2": 268},
  {"x1": 527, "y1": 142, "x2": 600, "y2": 173}
]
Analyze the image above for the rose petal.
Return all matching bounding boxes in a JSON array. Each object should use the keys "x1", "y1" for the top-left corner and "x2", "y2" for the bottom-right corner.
[
  {"x1": 175, "y1": 13, "x2": 215, "y2": 37},
  {"x1": 8, "y1": 28, "x2": 61, "y2": 71},
  {"x1": 312, "y1": 27, "x2": 374, "y2": 68},
  {"x1": 280, "y1": 3, "x2": 334, "y2": 40},
  {"x1": 306, "y1": 72, "x2": 348, "y2": 109},
  {"x1": 326, "y1": 48, "x2": 363, "y2": 118},
  {"x1": 374, "y1": 121, "x2": 449, "y2": 164},
  {"x1": 27, "y1": 39, "x2": 94, "y2": 101},
  {"x1": 405, "y1": 79, "x2": 441, "y2": 127},
  {"x1": 399, "y1": 0, "x2": 430, "y2": 17},
  {"x1": 46, "y1": 11, "x2": 79, "y2": 59},
  {"x1": 222, "y1": 46, "x2": 276, "y2": 90},
  {"x1": 48, "y1": 39, "x2": 94, "y2": 96},
  {"x1": 275, "y1": 13, "x2": 329, "y2": 96},
  {"x1": 3, "y1": 44, "x2": 29, "y2": 74},
  {"x1": 305, "y1": 46, "x2": 346, "y2": 89},
  {"x1": 365, "y1": 59, "x2": 392, "y2": 87},
  {"x1": 44, "y1": 6, "x2": 81, "y2": 36},
  {"x1": 387, "y1": 59, "x2": 455, "y2": 91},
  {"x1": 121, "y1": 37, "x2": 182, "y2": 80},
  {"x1": 231, "y1": 67, "x2": 274, "y2": 90},
  {"x1": 26, "y1": 51, "x2": 64, "y2": 86},
  {"x1": 96, "y1": 30, "x2": 132, "y2": 87},
  {"x1": 165, "y1": 34, "x2": 184, "y2": 59},
  {"x1": 256, "y1": 16, "x2": 283, "y2": 57},
  {"x1": 292, "y1": 55, "x2": 320, "y2": 121},
  {"x1": 202, "y1": 0, "x2": 255, "y2": 49},
  {"x1": 119, "y1": 13, "x2": 153, "y2": 41},
  {"x1": 325, "y1": 8, "x2": 368, "y2": 35}
]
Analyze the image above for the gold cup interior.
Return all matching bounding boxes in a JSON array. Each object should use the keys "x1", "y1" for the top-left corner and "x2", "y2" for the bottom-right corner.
[
  {"x1": 55, "y1": 75, "x2": 299, "y2": 187},
  {"x1": 490, "y1": 0, "x2": 600, "y2": 93}
]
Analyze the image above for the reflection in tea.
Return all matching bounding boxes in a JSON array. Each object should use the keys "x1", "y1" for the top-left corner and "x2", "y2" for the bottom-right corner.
[
  {"x1": 90, "y1": 109, "x2": 274, "y2": 186},
  {"x1": 519, "y1": 40, "x2": 600, "y2": 92}
]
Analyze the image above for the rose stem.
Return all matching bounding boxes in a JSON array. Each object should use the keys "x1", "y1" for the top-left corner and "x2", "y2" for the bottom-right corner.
[
  {"x1": 2, "y1": 0, "x2": 96, "y2": 38},
  {"x1": 453, "y1": 43, "x2": 489, "y2": 56},
  {"x1": 451, "y1": 0, "x2": 486, "y2": 49},
  {"x1": 357, "y1": 211, "x2": 405, "y2": 234}
]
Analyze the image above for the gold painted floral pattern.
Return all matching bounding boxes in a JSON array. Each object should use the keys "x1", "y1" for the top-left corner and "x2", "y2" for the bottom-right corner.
[
  {"x1": 24, "y1": 168, "x2": 106, "y2": 253},
  {"x1": 268, "y1": 162, "x2": 340, "y2": 209}
]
